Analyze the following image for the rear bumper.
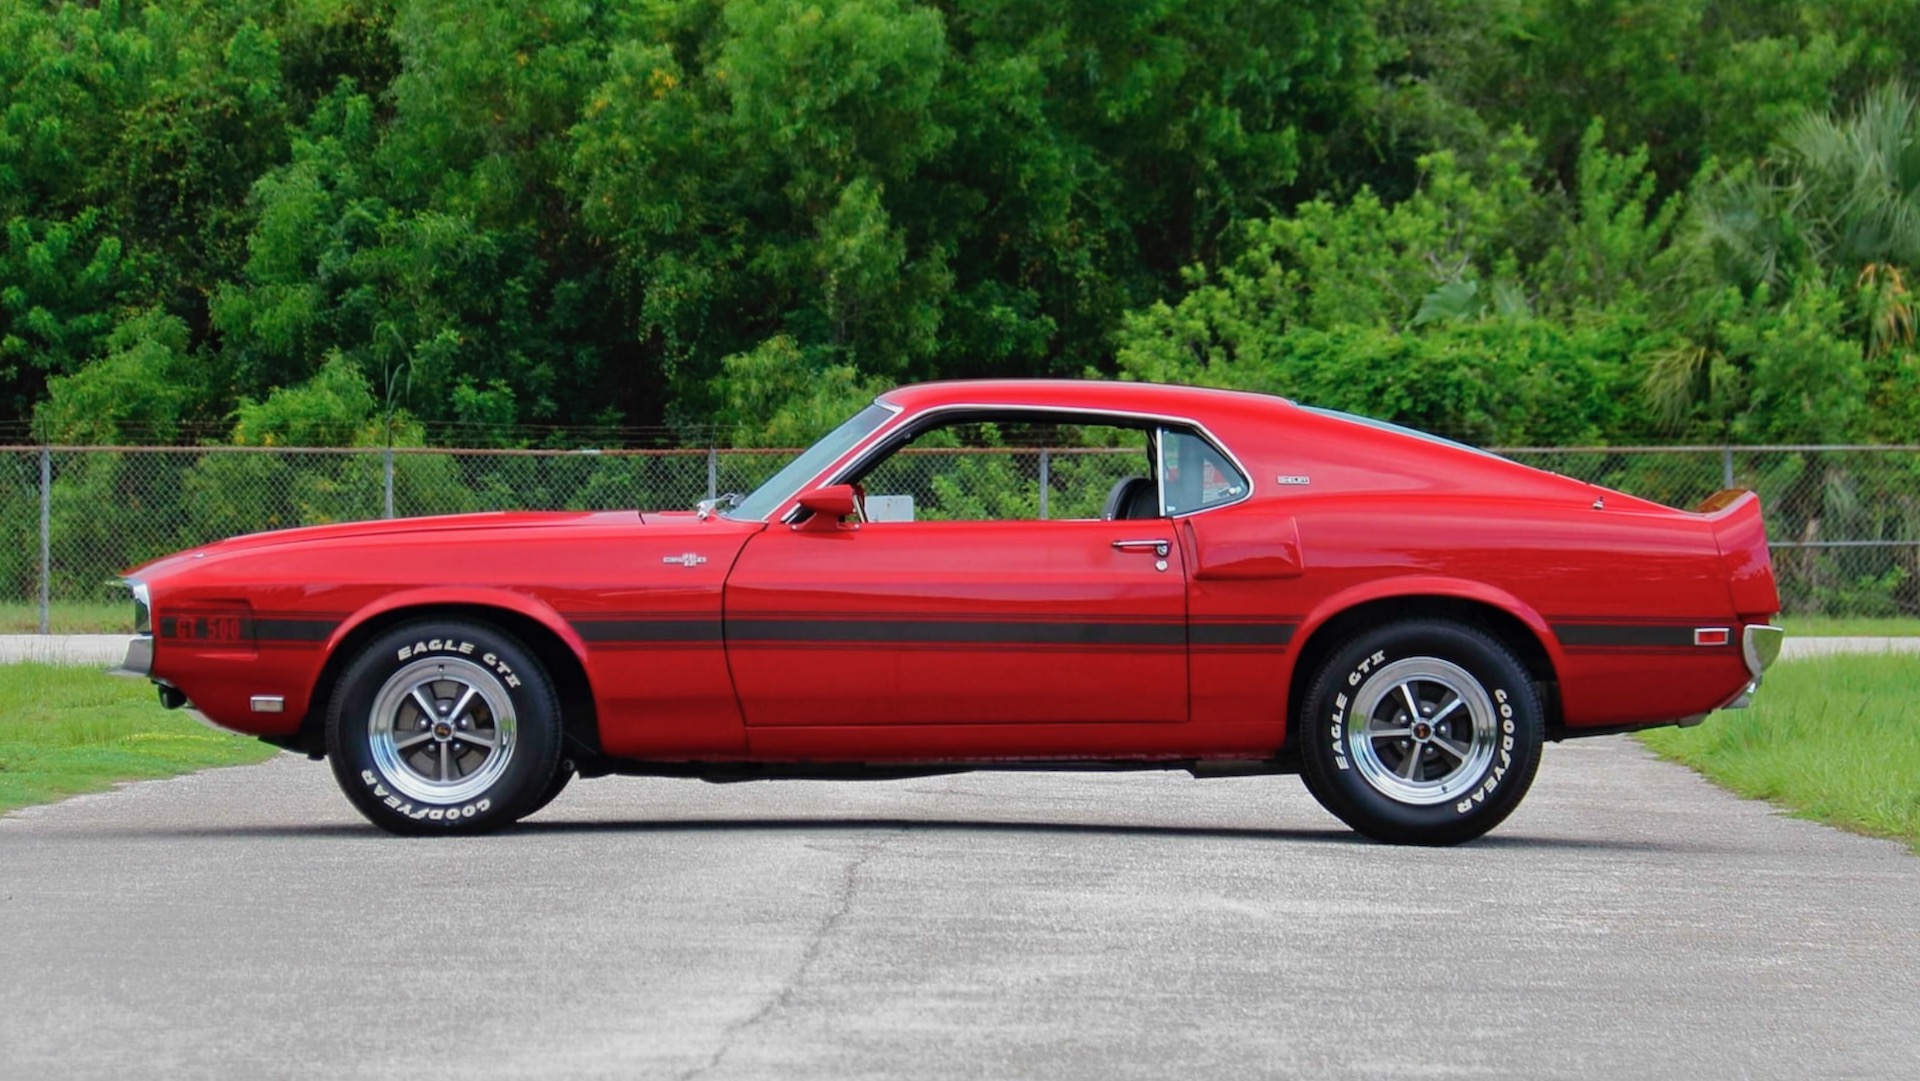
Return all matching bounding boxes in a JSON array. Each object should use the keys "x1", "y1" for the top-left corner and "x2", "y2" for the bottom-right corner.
[
  {"x1": 1743, "y1": 624, "x2": 1785, "y2": 681},
  {"x1": 1720, "y1": 624, "x2": 1785, "y2": 710}
]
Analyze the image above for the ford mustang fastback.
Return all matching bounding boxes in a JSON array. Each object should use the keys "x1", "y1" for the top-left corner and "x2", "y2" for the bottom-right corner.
[{"x1": 118, "y1": 380, "x2": 1784, "y2": 844}]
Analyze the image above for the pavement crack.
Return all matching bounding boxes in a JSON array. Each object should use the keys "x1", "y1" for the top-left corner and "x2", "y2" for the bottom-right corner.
[{"x1": 677, "y1": 828, "x2": 899, "y2": 1081}]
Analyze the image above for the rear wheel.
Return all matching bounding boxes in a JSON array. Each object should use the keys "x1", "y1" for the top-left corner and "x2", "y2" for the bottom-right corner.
[
  {"x1": 1298, "y1": 620, "x2": 1544, "y2": 845},
  {"x1": 326, "y1": 620, "x2": 563, "y2": 835}
]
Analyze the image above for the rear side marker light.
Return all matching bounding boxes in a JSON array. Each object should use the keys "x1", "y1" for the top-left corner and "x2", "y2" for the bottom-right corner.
[{"x1": 1694, "y1": 628, "x2": 1731, "y2": 647}]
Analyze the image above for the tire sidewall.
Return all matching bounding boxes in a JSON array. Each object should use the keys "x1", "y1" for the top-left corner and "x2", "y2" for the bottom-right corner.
[
  {"x1": 327, "y1": 622, "x2": 560, "y2": 834},
  {"x1": 1303, "y1": 622, "x2": 1543, "y2": 844}
]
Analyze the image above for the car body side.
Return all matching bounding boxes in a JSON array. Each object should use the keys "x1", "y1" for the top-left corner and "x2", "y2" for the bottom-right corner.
[{"x1": 127, "y1": 381, "x2": 1777, "y2": 771}]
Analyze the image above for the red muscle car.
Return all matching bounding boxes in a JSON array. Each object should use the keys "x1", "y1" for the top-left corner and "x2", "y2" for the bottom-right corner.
[{"x1": 118, "y1": 380, "x2": 1784, "y2": 844}]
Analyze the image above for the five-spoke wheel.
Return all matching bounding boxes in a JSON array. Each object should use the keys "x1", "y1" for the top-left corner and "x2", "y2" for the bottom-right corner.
[
  {"x1": 327, "y1": 621, "x2": 563, "y2": 835},
  {"x1": 1299, "y1": 620, "x2": 1544, "y2": 845},
  {"x1": 1345, "y1": 657, "x2": 1499, "y2": 807},
  {"x1": 367, "y1": 657, "x2": 519, "y2": 805}
]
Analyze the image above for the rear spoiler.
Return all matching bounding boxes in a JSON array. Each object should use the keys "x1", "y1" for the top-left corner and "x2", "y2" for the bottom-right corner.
[{"x1": 1696, "y1": 489, "x2": 1781, "y2": 618}]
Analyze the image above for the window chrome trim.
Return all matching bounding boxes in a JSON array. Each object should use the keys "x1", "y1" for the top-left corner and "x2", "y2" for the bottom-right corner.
[
  {"x1": 1149, "y1": 426, "x2": 1167, "y2": 517},
  {"x1": 780, "y1": 401, "x2": 1256, "y2": 524}
]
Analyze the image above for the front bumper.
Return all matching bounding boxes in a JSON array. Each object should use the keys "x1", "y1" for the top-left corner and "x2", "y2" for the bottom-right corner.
[
  {"x1": 110, "y1": 634, "x2": 153, "y2": 677},
  {"x1": 107, "y1": 580, "x2": 154, "y2": 677}
]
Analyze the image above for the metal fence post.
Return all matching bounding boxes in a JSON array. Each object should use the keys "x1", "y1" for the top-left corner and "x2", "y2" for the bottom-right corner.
[
  {"x1": 1038, "y1": 448, "x2": 1051, "y2": 520},
  {"x1": 707, "y1": 447, "x2": 718, "y2": 502},
  {"x1": 38, "y1": 444, "x2": 51, "y2": 634},
  {"x1": 383, "y1": 445, "x2": 395, "y2": 519},
  {"x1": 1721, "y1": 446, "x2": 1735, "y2": 490}
]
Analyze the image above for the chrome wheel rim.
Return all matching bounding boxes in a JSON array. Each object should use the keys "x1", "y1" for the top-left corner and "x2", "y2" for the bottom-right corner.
[
  {"x1": 1348, "y1": 657, "x2": 1497, "y2": 806},
  {"x1": 367, "y1": 657, "x2": 516, "y2": 804}
]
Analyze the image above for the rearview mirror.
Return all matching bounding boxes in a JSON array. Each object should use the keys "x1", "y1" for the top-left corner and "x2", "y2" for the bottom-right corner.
[{"x1": 793, "y1": 484, "x2": 859, "y2": 531}]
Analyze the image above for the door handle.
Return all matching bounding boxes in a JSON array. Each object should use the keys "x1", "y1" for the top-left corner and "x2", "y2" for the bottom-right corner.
[{"x1": 1111, "y1": 539, "x2": 1171, "y2": 558}]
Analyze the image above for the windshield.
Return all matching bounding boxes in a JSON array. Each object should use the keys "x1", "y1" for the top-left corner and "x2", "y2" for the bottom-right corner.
[{"x1": 727, "y1": 401, "x2": 897, "y2": 521}]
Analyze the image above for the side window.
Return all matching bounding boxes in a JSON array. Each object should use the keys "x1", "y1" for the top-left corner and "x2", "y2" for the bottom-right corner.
[
  {"x1": 852, "y1": 418, "x2": 1150, "y2": 522},
  {"x1": 1159, "y1": 428, "x2": 1248, "y2": 515}
]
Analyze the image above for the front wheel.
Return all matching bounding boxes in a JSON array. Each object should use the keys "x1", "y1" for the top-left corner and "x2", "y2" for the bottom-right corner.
[
  {"x1": 326, "y1": 620, "x2": 564, "y2": 835},
  {"x1": 1297, "y1": 620, "x2": 1544, "y2": 845}
]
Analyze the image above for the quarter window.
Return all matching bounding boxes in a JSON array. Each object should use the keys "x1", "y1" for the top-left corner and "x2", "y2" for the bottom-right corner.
[{"x1": 1159, "y1": 428, "x2": 1248, "y2": 515}]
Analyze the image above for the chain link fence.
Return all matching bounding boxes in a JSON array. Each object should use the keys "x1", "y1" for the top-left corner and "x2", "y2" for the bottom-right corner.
[{"x1": 4, "y1": 443, "x2": 1916, "y2": 630}]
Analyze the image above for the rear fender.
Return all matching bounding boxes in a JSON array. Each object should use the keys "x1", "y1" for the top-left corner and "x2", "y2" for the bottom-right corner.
[
  {"x1": 1696, "y1": 490, "x2": 1781, "y2": 618},
  {"x1": 1297, "y1": 576, "x2": 1566, "y2": 672}
]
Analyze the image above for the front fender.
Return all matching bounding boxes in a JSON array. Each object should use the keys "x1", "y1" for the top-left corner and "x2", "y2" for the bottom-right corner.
[{"x1": 326, "y1": 587, "x2": 593, "y2": 670}]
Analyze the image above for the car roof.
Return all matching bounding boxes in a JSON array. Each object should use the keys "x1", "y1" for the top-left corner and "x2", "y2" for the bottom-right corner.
[{"x1": 876, "y1": 379, "x2": 1293, "y2": 419}]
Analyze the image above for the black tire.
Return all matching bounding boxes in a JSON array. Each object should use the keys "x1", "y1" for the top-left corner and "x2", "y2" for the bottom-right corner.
[
  {"x1": 326, "y1": 619, "x2": 564, "y2": 836},
  {"x1": 1297, "y1": 620, "x2": 1544, "y2": 845},
  {"x1": 522, "y1": 760, "x2": 575, "y2": 819}
]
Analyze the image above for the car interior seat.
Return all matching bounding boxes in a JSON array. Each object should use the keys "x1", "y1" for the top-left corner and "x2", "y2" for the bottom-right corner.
[{"x1": 1101, "y1": 476, "x2": 1160, "y2": 520}]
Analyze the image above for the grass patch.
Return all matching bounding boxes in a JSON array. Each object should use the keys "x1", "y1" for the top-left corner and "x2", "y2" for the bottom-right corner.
[
  {"x1": 1779, "y1": 615, "x2": 1920, "y2": 637},
  {"x1": 0, "y1": 602, "x2": 134, "y2": 634},
  {"x1": 1640, "y1": 655, "x2": 1920, "y2": 853},
  {"x1": 0, "y1": 664, "x2": 277, "y2": 816}
]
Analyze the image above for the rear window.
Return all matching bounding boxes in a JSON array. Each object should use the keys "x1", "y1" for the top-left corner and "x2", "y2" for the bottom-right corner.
[{"x1": 1299, "y1": 406, "x2": 1508, "y2": 462}]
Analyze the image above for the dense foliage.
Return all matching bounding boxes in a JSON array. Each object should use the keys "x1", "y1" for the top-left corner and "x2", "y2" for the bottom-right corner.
[{"x1": 4, "y1": 0, "x2": 1920, "y2": 453}]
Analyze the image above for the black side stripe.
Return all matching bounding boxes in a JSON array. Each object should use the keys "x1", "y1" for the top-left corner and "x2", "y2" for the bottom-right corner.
[
  {"x1": 1191, "y1": 621, "x2": 1296, "y2": 647},
  {"x1": 726, "y1": 618, "x2": 1188, "y2": 648},
  {"x1": 252, "y1": 618, "x2": 337, "y2": 642},
  {"x1": 574, "y1": 619, "x2": 723, "y2": 643},
  {"x1": 694, "y1": 617, "x2": 1296, "y2": 649},
  {"x1": 176, "y1": 612, "x2": 1300, "y2": 649},
  {"x1": 1551, "y1": 623, "x2": 1724, "y2": 648}
]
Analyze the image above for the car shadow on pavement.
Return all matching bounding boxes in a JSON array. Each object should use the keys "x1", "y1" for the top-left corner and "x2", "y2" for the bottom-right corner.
[
  {"x1": 508, "y1": 816, "x2": 1696, "y2": 853},
  {"x1": 58, "y1": 818, "x2": 1697, "y2": 853}
]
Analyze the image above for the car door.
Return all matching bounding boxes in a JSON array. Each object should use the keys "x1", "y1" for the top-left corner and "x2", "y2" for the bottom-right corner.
[
  {"x1": 723, "y1": 517, "x2": 1189, "y2": 733},
  {"x1": 723, "y1": 409, "x2": 1192, "y2": 751}
]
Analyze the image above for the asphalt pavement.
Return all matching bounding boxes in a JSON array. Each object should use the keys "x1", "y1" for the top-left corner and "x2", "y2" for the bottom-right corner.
[{"x1": 2, "y1": 735, "x2": 1917, "y2": 1080}]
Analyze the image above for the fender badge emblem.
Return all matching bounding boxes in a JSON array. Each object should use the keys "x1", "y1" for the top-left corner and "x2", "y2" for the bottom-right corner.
[
  {"x1": 1276, "y1": 475, "x2": 1311, "y2": 486},
  {"x1": 662, "y1": 553, "x2": 709, "y2": 567}
]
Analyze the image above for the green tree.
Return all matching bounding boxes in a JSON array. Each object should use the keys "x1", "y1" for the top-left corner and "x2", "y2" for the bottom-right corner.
[
  {"x1": 0, "y1": 0, "x2": 397, "y2": 423},
  {"x1": 1655, "y1": 83, "x2": 1920, "y2": 437},
  {"x1": 1366, "y1": 0, "x2": 1854, "y2": 195}
]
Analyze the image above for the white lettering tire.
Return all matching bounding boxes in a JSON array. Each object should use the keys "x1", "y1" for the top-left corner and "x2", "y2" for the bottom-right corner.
[
  {"x1": 1298, "y1": 620, "x2": 1544, "y2": 845},
  {"x1": 325, "y1": 620, "x2": 564, "y2": 836}
]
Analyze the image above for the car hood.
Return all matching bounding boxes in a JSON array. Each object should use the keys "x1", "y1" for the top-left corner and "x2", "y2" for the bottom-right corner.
[{"x1": 124, "y1": 509, "x2": 729, "y2": 576}]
